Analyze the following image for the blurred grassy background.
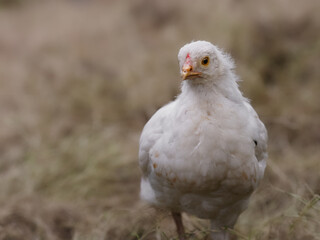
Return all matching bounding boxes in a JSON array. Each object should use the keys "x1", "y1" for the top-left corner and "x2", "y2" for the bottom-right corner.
[{"x1": 0, "y1": 0, "x2": 319, "y2": 239}]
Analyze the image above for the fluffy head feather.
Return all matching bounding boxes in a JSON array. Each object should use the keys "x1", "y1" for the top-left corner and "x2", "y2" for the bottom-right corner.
[
  {"x1": 178, "y1": 41, "x2": 235, "y2": 83},
  {"x1": 178, "y1": 41, "x2": 242, "y2": 103}
]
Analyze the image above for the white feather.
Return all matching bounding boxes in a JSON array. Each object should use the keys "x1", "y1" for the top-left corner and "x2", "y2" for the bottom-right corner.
[{"x1": 139, "y1": 41, "x2": 268, "y2": 231}]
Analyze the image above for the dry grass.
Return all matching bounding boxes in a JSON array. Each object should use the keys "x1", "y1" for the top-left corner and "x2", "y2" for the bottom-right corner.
[{"x1": 0, "y1": 0, "x2": 319, "y2": 239}]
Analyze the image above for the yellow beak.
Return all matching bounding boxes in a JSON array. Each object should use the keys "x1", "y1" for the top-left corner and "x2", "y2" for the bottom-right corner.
[{"x1": 181, "y1": 64, "x2": 202, "y2": 80}]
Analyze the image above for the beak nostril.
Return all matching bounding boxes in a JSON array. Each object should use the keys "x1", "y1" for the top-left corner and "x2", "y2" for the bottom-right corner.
[{"x1": 182, "y1": 65, "x2": 193, "y2": 72}]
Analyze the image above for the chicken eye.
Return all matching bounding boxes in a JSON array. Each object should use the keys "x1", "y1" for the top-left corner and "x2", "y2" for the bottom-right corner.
[{"x1": 201, "y1": 57, "x2": 209, "y2": 66}]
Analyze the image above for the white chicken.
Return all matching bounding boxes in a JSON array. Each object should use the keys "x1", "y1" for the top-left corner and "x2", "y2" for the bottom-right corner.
[{"x1": 139, "y1": 41, "x2": 267, "y2": 240}]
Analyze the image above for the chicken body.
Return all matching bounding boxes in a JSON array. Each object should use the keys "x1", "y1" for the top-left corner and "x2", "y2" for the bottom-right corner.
[{"x1": 139, "y1": 41, "x2": 267, "y2": 240}]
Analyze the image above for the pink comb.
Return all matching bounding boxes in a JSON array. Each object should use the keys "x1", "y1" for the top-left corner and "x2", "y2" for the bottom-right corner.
[{"x1": 185, "y1": 53, "x2": 191, "y2": 65}]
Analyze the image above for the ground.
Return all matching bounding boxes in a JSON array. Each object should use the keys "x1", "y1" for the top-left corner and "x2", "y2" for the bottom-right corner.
[{"x1": 0, "y1": 0, "x2": 319, "y2": 239}]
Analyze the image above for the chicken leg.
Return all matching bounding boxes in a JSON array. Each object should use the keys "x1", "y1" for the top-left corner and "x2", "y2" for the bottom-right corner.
[{"x1": 172, "y1": 212, "x2": 185, "y2": 240}]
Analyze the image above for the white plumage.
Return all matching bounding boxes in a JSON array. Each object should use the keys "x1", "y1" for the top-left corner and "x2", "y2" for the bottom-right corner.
[{"x1": 139, "y1": 41, "x2": 267, "y2": 240}]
